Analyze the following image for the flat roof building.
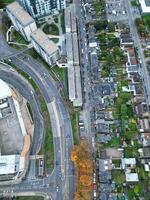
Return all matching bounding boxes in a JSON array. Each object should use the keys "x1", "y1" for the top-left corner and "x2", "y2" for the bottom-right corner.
[
  {"x1": 31, "y1": 29, "x2": 60, "y2": 66},
  {"x1": 126, "y1": 173, "x2": 139, "y2": 182},
  {"x1": 0, "y1": 155, "x2": 20, "y2": 176},
  {"x1": 73, "y1": 66, "x2": 83, "y2": 107},
  {"x1": 65, "y1": 4, "x2": 83, "y2": 107},
  {"x1": 139, "y1": 0, "x2": 150, "y2": 14},
  {"x1": 6, "y1": 1, "x2": 37, "y2": 41},
  {"x1": 0, "y1": 79, "x2": 11, "y2": 99},
  {"x1": 0, "y1": 79, "x2": 31, "y2": 184},
  {"x1": 68, "y1": 65, "x2": 76, "y2": 101}
]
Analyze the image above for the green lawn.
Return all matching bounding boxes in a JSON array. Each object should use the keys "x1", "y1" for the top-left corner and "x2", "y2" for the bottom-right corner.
[
  {"x1": 112, "y1": 170, "x2": 125, "y2": 184},
  {"x1": 98, "y1": 30, "x2": 126, "y2": 77},
  {"x1": 130, "y1": 0, "x2": 138, "y2": 6},
  {"x1": 1, "y1": 14, "x2": 11, "y2": 36},
  {"x1": 124, "y1": 147, "x2": 139, "y2": 158},
  {"x1": 11, "y1": 30, "x2": 28, "y2": 50},
  {"x1": 104, "y1": 137, "x2": 121, "y2": 147},
  {"x1": 113, "y1": 159, "x2": 121, "y2": 167},
  {"x1": 16, "y1": 197, "x2": 44, "y2": 200},
  {"x1": 61, "y1": 10, "x2": 65, "y2": 33},
  {"x1": 12, "y1": 30, "x2": 27, "y2": 44},
  {"x1": 136, "y1": 167, "x2": 149, "y2": 180},
  {"x1": 70, "y1": 112, "x2": 79, "y2": 145},
  {"x1": 93, "y1": 0, "x2": 106, "y2": 18},
  {"x1": 135, "y1": 16, "x2": 150, "y2": 37},
  {"x1": 27, "y1": 102, "x2": 34, "y2": 121},
  {"x1": 43, "y1": 23, "x2": 59, "y2": 35},
  {"x1": 0, "y1": 0, "x2": 15, "y2": 8},
  {"x1": 127, "y1": 184, "x2": 144, "y2": 200}
]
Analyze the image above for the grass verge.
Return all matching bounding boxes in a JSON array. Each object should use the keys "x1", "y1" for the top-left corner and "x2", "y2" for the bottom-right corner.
[
  {"x1": 43, "y1": 23, "x2": 59, "y2": 35},
  {"x1": 26, "y1": 49, "x2": 68, "y2": 94},
  {"x1": 70, "y1": 111, "x2": 79, "y2": 145},
  {"x1": 16, "y1": 197, "x2": 44, "y2": 200},
  {"x1": 27, "y1": 102, "x2": 34, "y2": 121}
]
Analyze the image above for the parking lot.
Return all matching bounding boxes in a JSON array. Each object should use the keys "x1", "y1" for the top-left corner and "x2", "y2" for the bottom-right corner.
[{"x1": 106, "y1": 0, "x2": 128, "y2": 22}]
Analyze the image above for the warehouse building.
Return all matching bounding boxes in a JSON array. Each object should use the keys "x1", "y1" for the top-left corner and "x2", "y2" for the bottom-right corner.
[
  {"x1": 139, "y1": 0, "x2": 150, "y2": 14},
  {"x1": 31, "y1": 29, "x2": 60, "y2": 66},
  {"x1": 6, "y1": 1, "x2": 37, "y2": 41}
]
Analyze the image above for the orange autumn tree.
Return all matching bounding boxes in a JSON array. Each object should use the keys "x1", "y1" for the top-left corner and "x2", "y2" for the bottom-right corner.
[{"x1": 71, "y1": 138, "x2": 93, "y2": 200}]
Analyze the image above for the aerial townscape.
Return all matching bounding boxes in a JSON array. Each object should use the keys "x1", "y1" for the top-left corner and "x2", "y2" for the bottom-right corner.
[{"x1": 0, "y1": 0, "x2": 150, "y2": 200}]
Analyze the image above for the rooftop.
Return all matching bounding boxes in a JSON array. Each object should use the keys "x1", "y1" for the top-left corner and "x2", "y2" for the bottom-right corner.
[
  {"x1": 120, "y1": 34, "x2": 133, "y2": 44},
  {"x1": 105, "y1": 148, "x2": 123, "y2": 159},
  {"x1": 139, "y1": 0, "x2": 150, "y2": 13},
  {"x1": 31, "y1": 29, "x2": 59, "y2": 56},
  {"x1": 0, "y1": 155, "x2": 20, "y2": 175},
  {"x1": 0, "y1": 79, "x2": 11, "y2": 100},
  {"x1": 125, "y1": 173, "x2": 139, "y2": 182},
  {"x1": 0, "y1": 97, "x2": 24, "y2": 155},
  {"x1": 6, "y1": 1, "x2": 35, "y2": 27},
  {"x1": 0, "y1": 80, "x2": 25, "y2": 155}
]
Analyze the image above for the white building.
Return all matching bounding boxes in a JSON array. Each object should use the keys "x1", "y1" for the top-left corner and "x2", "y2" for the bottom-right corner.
[
  {"x1": 139, "y1": 0, "x2": 150, "y2": 14},
  {"x1": 0, "y1": 155, "x2": 20, "y2": 176},
  {"x1": 6, "y1": 1, "x2": 37, "y2": 41},
  {"x1": 19, "y1": 0, "x2": 66, "y2": 19},
  {"x1": 126, "y1": 173, "x2": 139, "y2": 182},
  {"x1": 65, "y1": 4, "x2": 83, "y2": 107},
  {"x1": 31, "y1": 29, "x2": 60, "y2": 66}
]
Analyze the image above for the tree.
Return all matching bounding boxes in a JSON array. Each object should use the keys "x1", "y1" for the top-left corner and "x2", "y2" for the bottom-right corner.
[
  {"x1": 71, "y1": 138, "x2": 93, "y2": 200},
  {"x1": 0, "y1": 1, "x2": 5, "y2": 9},
  {"x1": 94, "y1": 20, "x2": 108, "y2": 32},
  {"x1": 121, "y1": 104, "x2": 127, "y2": 115},
  {"x1": 71, "y1": 145, "x2": 79, "y2": 164},
  {"x1": 79, "y1": 175, "x2": 92, "y2": 186}
]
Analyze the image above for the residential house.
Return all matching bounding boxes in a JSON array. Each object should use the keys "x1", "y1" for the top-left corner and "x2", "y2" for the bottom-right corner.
[
  {"x1": 121, "y1": 158, "x2": 139, "y2": 182},
  {"x1": 126, "y1": 48, "x2": 138, "y2": 74},
  {"x1": 135, "y1": 102, "x2": 149, "y2": 118},
  {"x1": 120, "y1": 34, "x2": 133, "y2": 47},
  {"x1": 142, "y1": 132, "x2": 150, "y2": 146},
  {"x1": 139, "y1": 118, "x2": 150, "y2": 132}
]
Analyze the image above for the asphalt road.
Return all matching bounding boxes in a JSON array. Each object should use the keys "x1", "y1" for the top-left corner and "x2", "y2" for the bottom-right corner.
[
  {"x1": 75, "y1": 0, "x2": 95, "y2": 147},
  {"x1": 125, "y1": 0, "x2": 150, "y2": 106}
]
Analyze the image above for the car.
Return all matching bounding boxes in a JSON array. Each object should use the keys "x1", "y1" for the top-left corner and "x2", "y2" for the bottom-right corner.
[
  {"x1": 39, "y1": 159, "x2": 43, "y2": 167},
  {"x1": 56, "y1": 161, "x2": 59, "y2": 165},
  {"x1": 56, "y1": 186, "x2": 59, "y2": 192}
]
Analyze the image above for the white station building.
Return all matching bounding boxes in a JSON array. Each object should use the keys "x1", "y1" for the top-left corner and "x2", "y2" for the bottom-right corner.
[
  {"x1": 139, "y1": 0, "x2": 150, "y2": 14},
  {"x1": 65, "y1": 4, "x2": 83, "y2": 107},
  {"x1": 6, "y1": 1, "x2": 37, "y2": 41},
  {"x1": 0, "y1": 79, "x2": 30, "y2": 184}
]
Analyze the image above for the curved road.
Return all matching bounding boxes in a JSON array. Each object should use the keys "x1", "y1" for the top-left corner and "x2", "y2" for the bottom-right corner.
[
  {"x1": 0, "y1": 67, "x2": 44, "y2": 155},
  {"x1": 0, "y1": 37, "x2": 74, "y2": 200},
  {"x1": 0, "y1": 11, "x2": 74, "y2": 200},
  {"x1": 8, "y1": 54, "x2": 74, "y2": 200}
]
